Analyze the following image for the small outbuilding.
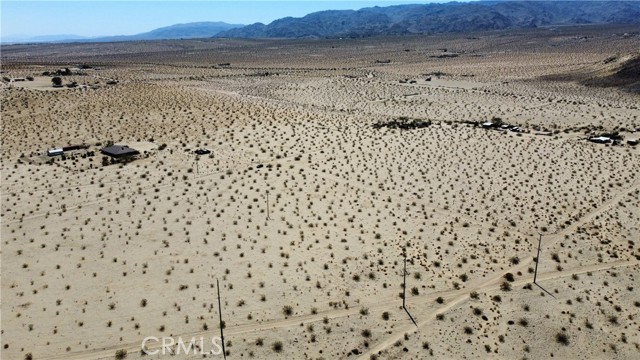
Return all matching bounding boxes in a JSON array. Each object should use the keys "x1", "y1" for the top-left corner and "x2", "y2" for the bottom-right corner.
[
  {"x1": 47, "y1": 148, "x2": 63, "y2": 156},
  {"x1": 62, "y1": 144, "x2": 87, "y2": 152},
  {"x1": 588, "y1": 136, "x2": 611, "y2": 144},
  {"x1": 100, "y1": 145, "x2": 139, "y2": 158},
  {"x1": 194, "y1": 149, "x2": 211, "y2": 156}
]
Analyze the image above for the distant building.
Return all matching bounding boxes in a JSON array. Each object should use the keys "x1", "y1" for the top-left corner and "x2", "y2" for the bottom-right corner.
[
  {"x1": 62, "y1": 144, "x2": 87, "y2": 152},
  {"x1": 100, "y1": 145, "x2": 140, "y2": 158},
  {"x1": 47, "y1": 148, "x2": 63, "y2": 156},
  {"x1": 194, "y1": 149, "x2": 211, "y2": 155},
  {"x1": 588, "y1": 136, "x2": 611, "y2": 144}
]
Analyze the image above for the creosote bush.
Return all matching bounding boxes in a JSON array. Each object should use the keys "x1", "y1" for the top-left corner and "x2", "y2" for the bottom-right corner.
[
  {"x1": 115, "y1": 349, "x2": 127, "y2": 359},
  {"x1": 272, "y1": 341, "x2": 283, "y2": 353},
  {"x1": 556, "y1": 332, "x2": 569, "y2": 346}
]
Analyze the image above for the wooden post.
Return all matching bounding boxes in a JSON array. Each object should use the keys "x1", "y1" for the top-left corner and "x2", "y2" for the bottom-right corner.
[
  {"x1": 534, "y1": 234, "x2": 542, "y2": 284},
  {"x1": 403, "y1": 253, "x2": 407, "y2": 308},
  {"x1": 401, "y1": 252, "x2": 417, "y2": 326},
  {"x1": 266, "y1": 190, "x2": 270, "y2": 220},
  {"x1": 217, "y1": 279, "x2": 226, "y2": 360}
]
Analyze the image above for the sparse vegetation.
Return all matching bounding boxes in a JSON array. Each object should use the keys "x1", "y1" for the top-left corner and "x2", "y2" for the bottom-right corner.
[
  {"x1": 2, "y1": 25, "x2": 638, "y2": 360},
  {"x1": 115, "y1": 349, "x2": 127, "y2": 359},
  {"x1": 556, "y1": 332, "x2": 569, "y2": 346},
  {"x1": 272, "y1": 341, "x2": 283, "y2": 353}
]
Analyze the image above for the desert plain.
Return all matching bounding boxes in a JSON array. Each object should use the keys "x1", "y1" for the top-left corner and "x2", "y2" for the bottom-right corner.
[{"x1": 1, "y1": 25, "x2": 640, "y2": 360}]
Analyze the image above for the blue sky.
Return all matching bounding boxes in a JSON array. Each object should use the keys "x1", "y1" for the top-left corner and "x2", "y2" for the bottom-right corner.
[{"x1": 1, "y1": 1, "x2": 460, "y2": 38}]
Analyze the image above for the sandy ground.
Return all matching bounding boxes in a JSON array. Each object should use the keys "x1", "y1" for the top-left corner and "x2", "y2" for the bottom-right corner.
[
  {"x1": 5, "y1": 77, "x2": 70, "y2": 91},
  {"x1": 1, "y1": 25, "x2": 639, "y2": 360}
]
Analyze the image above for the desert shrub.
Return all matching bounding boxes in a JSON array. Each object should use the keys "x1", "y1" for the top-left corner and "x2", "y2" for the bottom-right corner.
[
  {"x1": 115, "y1": 349, "x2": 127, "y2": 359},
  {"x1": 500, "y1": 281, "x2": 512, "y2": 291},
  {"x1": 556, "y1": 332, "x2": 569, "y2": 346}
]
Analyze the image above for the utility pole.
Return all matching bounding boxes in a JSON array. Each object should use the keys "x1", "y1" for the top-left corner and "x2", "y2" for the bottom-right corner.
[
  {"x1": 401, "y1": 252, "x2": 417, "y2": 327},
  {"x1": 266, "y1": 190, "x2": 270, "y2": 220},
  {"x1": 403, "y1": 253, "x2": 407, "y2": 309},
  {"x1": 533, "y1": 234, "x2": 542, "y2": 284},
  {"x1": 217, "y1": 279, "x2": 227, "y2": 360}
]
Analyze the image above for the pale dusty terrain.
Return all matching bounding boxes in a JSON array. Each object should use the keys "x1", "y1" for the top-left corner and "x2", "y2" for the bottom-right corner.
[{"x1": 1, "y1": 25, "x2": 639, "y2": 360}]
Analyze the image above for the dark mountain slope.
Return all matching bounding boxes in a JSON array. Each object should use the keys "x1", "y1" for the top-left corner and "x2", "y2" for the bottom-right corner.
[
  {"x1": 217, "y1": 1, "x2": 640, "y2": 39},
  {"x1": 583, "y1": 53, "x2": 640, "y2": 93}
]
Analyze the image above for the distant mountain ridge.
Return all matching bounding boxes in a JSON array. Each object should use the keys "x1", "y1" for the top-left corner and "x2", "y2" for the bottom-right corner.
[
  {"x1": 94, "y1": 22, "x2": 243, "y2": 42},
  {"x1": 1, "y1": 22, "x2": 242, "y2": 44},
  {"x1": 217, "y1": 1, "x2": 640, "y2": 39}
]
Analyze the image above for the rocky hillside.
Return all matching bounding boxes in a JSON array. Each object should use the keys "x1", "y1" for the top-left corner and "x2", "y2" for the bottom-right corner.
[{"x1": 217, "y1": 1, "x2": 640, "y2": 38}]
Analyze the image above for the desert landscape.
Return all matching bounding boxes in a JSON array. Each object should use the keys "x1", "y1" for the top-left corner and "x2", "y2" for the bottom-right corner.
[{"x1": 1, "y1": 24, "x2": 639, "y2": 360}]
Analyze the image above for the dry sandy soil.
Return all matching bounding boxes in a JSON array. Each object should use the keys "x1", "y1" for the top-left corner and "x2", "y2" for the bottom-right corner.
[{"x1": 1, "y1": 25, "x2": 639, "y2": 360}]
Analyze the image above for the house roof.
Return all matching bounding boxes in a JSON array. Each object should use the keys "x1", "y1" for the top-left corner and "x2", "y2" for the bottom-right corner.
[
  {"x1": 194, "y1": 149, "x2": 211, "y2": 155},
  {"x1": 589, "y1": 136, "x2": 611, "y2": 142},
  {"x1": 101, "y1": 145, "x2": 139, "y2": 157}
]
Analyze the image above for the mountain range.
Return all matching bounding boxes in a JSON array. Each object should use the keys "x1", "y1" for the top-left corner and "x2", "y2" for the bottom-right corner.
[
  {"x1": 1, "y1": 22, "x2": 242, "y2": 44},
  {"x1": 217, "y1": 1, "x2": 640, "y2": 38},
  {"x1": 3, "y1": 1, "x2": 640, "y2": 44}
]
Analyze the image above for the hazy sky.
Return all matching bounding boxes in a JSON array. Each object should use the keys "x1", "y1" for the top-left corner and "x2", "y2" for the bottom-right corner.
[{"x1": 1, "y1": 1, "x2": 460, "y2": 38}]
